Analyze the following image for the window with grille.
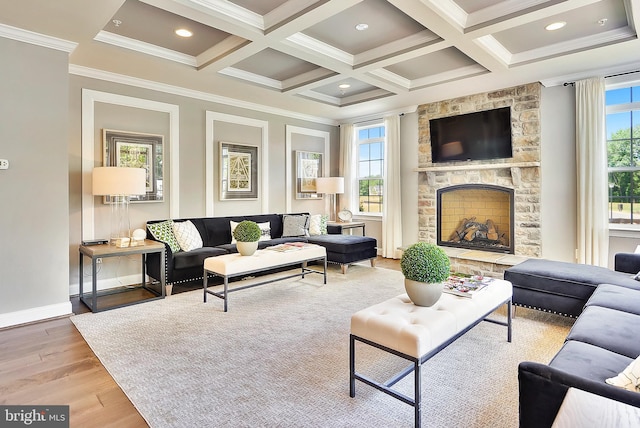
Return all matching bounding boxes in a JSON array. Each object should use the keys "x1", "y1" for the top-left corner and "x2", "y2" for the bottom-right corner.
[
  {"x1": 606, "y1": 84, "x2": 640, "y2": 225},
  {"x1": 356, "y1": 124, "x2": 385, "y2": 214}
]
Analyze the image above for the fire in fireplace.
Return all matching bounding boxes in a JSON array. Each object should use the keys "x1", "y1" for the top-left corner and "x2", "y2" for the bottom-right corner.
[{"x1": 437, "y1": 184, "x2": 514, "y2": 254}]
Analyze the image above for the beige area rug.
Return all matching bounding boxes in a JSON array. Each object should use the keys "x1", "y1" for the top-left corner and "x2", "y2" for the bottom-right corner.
[{"x1": 71, "y1": 265, "x2": 574, "y2": 428}]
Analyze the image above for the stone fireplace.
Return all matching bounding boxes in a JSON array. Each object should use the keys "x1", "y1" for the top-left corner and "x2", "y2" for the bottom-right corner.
[
  {"x1": 437, "y1": 184, "x2": 514, "y2": 254},
  {"x1": 416, "y1": 83, "x2": 542, "y2": 277}
]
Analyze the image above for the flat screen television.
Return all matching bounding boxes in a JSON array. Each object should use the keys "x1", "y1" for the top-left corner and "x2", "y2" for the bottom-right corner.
[{"x1": 430, "y1": 107, "x2": 512, "y2": 163}]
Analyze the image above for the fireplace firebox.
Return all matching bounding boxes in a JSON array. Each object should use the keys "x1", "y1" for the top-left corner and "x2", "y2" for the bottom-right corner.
[{"x1": 437, "y1": 184, "x2": 515, "y2": 254}]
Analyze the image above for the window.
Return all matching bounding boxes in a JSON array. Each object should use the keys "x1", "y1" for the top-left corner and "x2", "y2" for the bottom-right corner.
[
  {"x1": 356, "y1": 124, "x2": 385, "y2": 214},
  {"x1": 606, "y1": 85, "x2": 640, "y2": 225}
]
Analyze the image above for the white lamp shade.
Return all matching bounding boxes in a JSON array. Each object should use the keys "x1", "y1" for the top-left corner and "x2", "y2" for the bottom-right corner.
[
  {"x1": 92, "y1": 167, "x2": 146, "y2": 196},
  {"x1": 316, "y1": 177, "x2": 344, "y2": 194}
]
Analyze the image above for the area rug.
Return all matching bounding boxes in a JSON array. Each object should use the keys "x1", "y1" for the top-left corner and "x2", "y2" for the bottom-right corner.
[{"x1": 71, "y1": 265, "x2": 573, "y2": 428}]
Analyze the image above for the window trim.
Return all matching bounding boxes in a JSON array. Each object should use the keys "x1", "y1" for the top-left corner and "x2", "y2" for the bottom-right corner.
[{"x1": 354, "y1": 122, "x2": 385, "y2": 217}]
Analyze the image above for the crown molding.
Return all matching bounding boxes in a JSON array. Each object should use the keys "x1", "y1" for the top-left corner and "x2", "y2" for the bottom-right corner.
[
  {"x1": 69, "y1": 64, "x2": 338, "y2": 126},
  {"x1": 94, "y1": 31, "x2": 197, "y2": 67},
  {"x1": 0, "y1": 23, "x2": 77, "y2": 53}
]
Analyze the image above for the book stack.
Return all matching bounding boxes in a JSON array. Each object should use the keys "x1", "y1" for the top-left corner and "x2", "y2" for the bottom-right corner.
[{"x1": 442, "y1": 274, "x2": 493, "y2": 298}]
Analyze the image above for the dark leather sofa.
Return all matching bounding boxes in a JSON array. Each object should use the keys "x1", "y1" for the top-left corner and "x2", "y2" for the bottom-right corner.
[
  {"x1": 145, "y1": 213, "x2": 377, "y2": 289},
  {"x1": 505, "y1": 254, "x2": 640, "y2": 427}
]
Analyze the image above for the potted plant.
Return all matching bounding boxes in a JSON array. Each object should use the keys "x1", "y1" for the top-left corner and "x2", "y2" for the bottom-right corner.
[
  {"x1": 400, "y1": 242, "x2": 451, "y2": 306},
  {"x1": 233, "y1": 220, "x2": 262, "y2": 256}
]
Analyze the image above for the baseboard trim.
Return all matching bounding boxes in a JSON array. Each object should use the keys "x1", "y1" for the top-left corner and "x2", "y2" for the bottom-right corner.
[{"x1": 0, "y1": 301, "x2": 73, "y2": 329}]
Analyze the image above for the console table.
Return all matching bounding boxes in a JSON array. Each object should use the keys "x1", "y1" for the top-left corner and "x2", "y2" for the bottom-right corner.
[
  {"x1": 327, "y1": 221, "x2": 365, "y2": 236},
  {"x1": 78, "y1": 240, "x2": 165, "y2": 312}
]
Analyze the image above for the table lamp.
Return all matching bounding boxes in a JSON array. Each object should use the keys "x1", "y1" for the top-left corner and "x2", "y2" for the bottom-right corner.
[
  {"x1": 316, "y1": 177, "x2": 344, "y2": 222},
  {"x1": 92, "y1": 167, "x2": 146, "y2": 247}
]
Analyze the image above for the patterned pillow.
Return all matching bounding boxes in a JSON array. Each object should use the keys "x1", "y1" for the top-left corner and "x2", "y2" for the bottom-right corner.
[
  {"x1": 308, "y1": 214, "x2": 328, "y2": 235},
  {"x1": 282, "y1": 214, "x2": 310, "y2": 237},
  {"x1": 172, "y1": 220, "x2": 203, "y2": 252},
  {"x1": 230, "y1": 221, "x2": 271, "y2": 244},
  {"x1": 147, "y1": 220, "x2": 181, "y2": 253},
  {"x1": 606, "y1": 355, "x2": 640, "y2": 392}
]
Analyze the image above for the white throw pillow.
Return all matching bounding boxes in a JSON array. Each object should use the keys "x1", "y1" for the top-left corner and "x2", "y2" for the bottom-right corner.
[
  {"x1": 308, "y1": 214, "x2": 328, "y2": 236},
  {"x1": 172, "y1": 220, "x2": 203, "y2": 252},
  {"x1": 606, "y1": 355, "x2": 640, "y2": 392},
  {"x1": 230, "y1": 221, "x2": 271, "y2": 244}
]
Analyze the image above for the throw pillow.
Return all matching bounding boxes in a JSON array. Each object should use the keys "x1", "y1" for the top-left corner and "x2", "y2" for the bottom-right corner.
[
  {"x1": 147, "y1": 220, "x2": 181, "y2": 253},
  {"x1": 172, "y1": 220, "x2": 203, "y2": 252},
  {"x1": 606, "y1": 355, "x2": 640, "y2": 392},
  {"x1": 308, "y1": 214, "x2": 328, "y2": 236},
  {"x1": 230, "y1": 221, "x2": 271, "y2": 244},
  {"x1": 635, "y1": 271, "x2": 640, "y2": 281},
  {"x1": 282, "y1": 214, "x2": 310, "y2": 237}
]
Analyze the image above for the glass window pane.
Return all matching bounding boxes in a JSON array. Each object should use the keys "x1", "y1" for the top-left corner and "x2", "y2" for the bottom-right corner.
[
  {"x1": 606, "y1": 88, "x2": 631, "y2": 106},
  {"x1": 358, "y1": 129, "x2": 368, "y2": 140},
  {"x1": 359, "y1": 180, "x2": 368, "y2": 196},
  {"x1": 359, "y1": 161, "x2": 370, "y2": 178},
  {"x1": 370, "y1": 142, "x2": 383, "y2": 160},
  {"x1": 633, "y1": 86, "x2": 640, "y2": 103},
  {"x1": 370, "y1": 160, "x2": 383, "y2": 177},
  {"x1": 608, "y1": 138, "x2": 631, "y2": 167},
  {"x1": 369, "y1": 127, "x2": 380, "y2": 138},
  {"x1": 609, "y1": 171, "x2": 640, "y2": 224},
  {"x1": 607, "y1": 112, "x2": 631, "y2": 139},
  {"x1": 634, "y1": 110, "x2": 640, "y2": 138},
  {"x1": 359, "y1": 144, "x2": 370, "y2": 161}
]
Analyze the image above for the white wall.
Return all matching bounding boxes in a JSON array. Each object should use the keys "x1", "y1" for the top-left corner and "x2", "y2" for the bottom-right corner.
[{"x1": 0, "y1": 38, "x2": 71, "y2": 326}]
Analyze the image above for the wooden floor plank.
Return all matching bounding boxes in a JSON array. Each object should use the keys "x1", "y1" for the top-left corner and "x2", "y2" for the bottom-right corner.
[{"x1": 0, "y1": 257, "x2": 399, "y2": 426}]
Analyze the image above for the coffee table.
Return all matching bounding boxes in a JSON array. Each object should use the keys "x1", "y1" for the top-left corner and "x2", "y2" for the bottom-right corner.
[
  {"x1": 350, "y1": 279, "x2": 512, "y2": 427},
  {"x1": 203, "y1": 244, "x2": 327, "y2": 311}
]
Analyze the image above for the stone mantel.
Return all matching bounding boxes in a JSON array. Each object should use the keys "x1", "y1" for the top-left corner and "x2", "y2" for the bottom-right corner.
[{"x1": 414, "y1": 161, "x2": 540, "y2": 173}]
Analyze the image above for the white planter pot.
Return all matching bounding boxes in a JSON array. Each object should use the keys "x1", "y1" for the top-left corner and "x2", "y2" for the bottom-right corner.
[
  {"x1": 237, "y1": 241, "x2": 258, "y2": 256},
  {"x1": 404, "y1": 278, "x2": 443, "y2": 307}
]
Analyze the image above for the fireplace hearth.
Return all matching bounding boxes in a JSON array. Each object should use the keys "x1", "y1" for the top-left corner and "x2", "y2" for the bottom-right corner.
[{"x1": 437, "y1": 184, "x2": 514, "y2": 254}]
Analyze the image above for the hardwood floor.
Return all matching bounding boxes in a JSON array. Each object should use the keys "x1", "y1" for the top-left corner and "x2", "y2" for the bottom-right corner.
[{"x1": 0, "y1": 257, "x2": 400, "y2": 427}]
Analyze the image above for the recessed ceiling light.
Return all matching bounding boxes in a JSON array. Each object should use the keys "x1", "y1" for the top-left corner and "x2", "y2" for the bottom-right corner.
[
  {"x1": 355, "y1": 23, "x2": 369, "y2": 31},
  {"x1": 338, "y1": 84, "x2": 351, "y2": 89},
  {"x1": 545, "y1": 21, "x2": 566, "y2": 31},
  {"x1": 175, "y1": 28, "x2": 193, "y2": 38}
]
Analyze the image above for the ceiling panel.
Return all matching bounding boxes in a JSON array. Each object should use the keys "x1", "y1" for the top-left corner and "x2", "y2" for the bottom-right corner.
[
  {"x1": 227, "y1": 0, "x2": 291, "y2": 15},
  {"x1": 493, "y1": 0, "x2": 629, "y2": 54},
  {"x1": 313, "y1": 78, "x2": 379, "y2": 98},
  {"x1": 233, "y1": 48, "x2": 322, "y2": 81},
  {"x1": 302, "y1": 0, "x2": 429, "y2": 54},
  {"x1": 105, "y1": 0, "x2": 231, "y2": 56},
  {"x1": 385, "y1": 48, "x2": 478, "y2": 80},
  {"x1": 455, "y1": 0, "x2": 506, "y2": 15}
]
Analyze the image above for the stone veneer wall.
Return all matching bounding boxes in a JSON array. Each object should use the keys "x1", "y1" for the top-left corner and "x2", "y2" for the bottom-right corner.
[{"x1": 417, "y1": 82, "x2": 542, "y2": 258}]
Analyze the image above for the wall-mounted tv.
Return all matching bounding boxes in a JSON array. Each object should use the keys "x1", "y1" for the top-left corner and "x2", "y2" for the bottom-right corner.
[{"x1": 430, "y1": 107, "x2": 512, "y2": 163}]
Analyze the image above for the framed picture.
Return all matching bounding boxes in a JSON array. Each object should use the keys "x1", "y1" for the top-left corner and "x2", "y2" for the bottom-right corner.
[
  {"x1": 220, "y1": 141, "x2": 259, "y2": 200},
  {"x1": 296, "y1": 151, "x2": 323, "y2": 199},
  {"x1": 103, "y1": 129, "x2": 164, "y2": 202}
]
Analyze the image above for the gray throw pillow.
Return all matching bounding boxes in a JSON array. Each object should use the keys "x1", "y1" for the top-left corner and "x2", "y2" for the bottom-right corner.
[{"x1": 282, "y1": 214, "x2": 310, "y2": 237}]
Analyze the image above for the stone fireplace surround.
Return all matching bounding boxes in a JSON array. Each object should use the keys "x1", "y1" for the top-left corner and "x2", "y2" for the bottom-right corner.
[{"x1": 416, "y1": 83, "x2": 542, "y2": 277}]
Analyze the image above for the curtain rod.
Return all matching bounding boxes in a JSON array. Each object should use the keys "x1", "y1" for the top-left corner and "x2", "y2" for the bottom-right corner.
[
  {"x1": 347, "y1": 113, "x2": 405, "y2": 126},
  {"x1": 563, "y1": 70, "x2": 640, "y2": 86}
]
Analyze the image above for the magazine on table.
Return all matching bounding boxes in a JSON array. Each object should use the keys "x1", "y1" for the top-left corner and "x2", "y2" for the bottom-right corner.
[
  {"x1": 267, "y1": 242, "x2": 307, "y2": 252},
  {"x1": 442, "y1": 274, "x2": 494, "y2": 298}
]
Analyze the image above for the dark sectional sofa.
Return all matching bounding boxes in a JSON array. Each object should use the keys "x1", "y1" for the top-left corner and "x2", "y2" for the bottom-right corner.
[
  {"x1": 145, "y1": 213, "x2": 377, "y2": 290},
  {"x1": 504, "y1": 255, "x2": 640, "y2": 427}
]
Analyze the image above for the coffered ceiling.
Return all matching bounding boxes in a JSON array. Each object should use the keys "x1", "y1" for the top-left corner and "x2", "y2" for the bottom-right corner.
[{"x1": 1, "y1": 0, "x2": 639, "y2": 122}]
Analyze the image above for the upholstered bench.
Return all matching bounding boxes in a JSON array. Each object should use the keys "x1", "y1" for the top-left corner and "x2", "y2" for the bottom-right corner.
[
  {"x1": 307, "y1": 234, "x2": 377, "y2": 274},
  {"x1": 504, "y1": 258, "x2": 640, "y2": 317},
  {"x1": 349, "y1": 280, "x2": 512, "y2": 427}
]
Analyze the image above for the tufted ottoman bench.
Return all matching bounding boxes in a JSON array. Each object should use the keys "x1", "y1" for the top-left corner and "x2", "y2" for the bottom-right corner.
[
  {"x1": 307, "y1": 234, "x2": 377, "y2": 273},
  {"x1": 349, "y1": 280, "x2": 512, "y2": 428}
]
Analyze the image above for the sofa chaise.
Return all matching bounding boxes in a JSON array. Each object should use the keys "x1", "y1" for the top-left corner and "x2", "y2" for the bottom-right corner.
[
  {"x1": 505, "y1": 255, "x2": 640, "y2": 427},
  {"x1": 145, "y1": 213, "x2": 377, "y2": 290}
]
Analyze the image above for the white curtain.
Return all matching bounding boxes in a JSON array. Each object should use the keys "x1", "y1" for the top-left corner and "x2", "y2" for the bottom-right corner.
[
  {"x1": 339, "y1": 123, "x2": 355, "y2": 213},
  {"x1": 575, "y1": 77, "x2": 609, "y2": 266},
  {"x1": 382, "y1": 115, "x2": 403, "y2": 259}
]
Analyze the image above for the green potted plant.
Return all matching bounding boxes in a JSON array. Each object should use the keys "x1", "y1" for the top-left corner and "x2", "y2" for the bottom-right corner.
[
  {"x1": 400, "y1": 242, "x2": 451, "y2": 306},
  {"x1": 233, "y1": 220, "x2": 262, "y2": 256}
]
